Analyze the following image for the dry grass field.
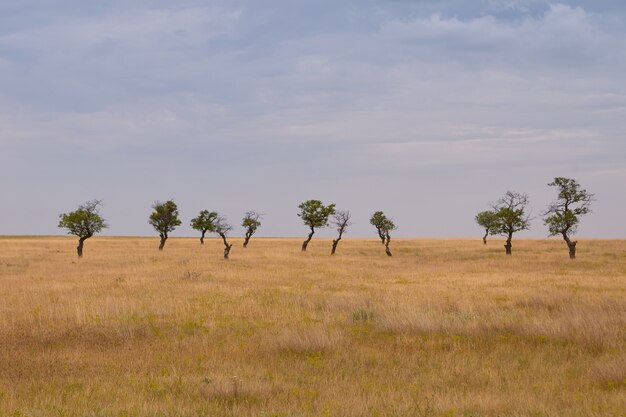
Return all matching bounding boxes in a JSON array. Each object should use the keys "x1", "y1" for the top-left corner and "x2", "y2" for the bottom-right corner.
[{"x1": 0, "y1": 236, "x2": 624, "y2": 417}]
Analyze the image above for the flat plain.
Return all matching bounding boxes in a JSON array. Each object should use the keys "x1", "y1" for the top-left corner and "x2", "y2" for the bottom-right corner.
[{"x1": 0, "y1": 236, "x2": 624, "y2": 417}]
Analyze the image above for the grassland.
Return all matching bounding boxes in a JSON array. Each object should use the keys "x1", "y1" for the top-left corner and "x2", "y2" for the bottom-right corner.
[{"x1": 0, "y1": 236, "x2": 624, "y2": 417}]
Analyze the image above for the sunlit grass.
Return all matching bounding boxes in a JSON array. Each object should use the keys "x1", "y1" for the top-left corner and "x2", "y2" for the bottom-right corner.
[{"x1": 0, "y1": 237, "x2": 624, "y2": 416}]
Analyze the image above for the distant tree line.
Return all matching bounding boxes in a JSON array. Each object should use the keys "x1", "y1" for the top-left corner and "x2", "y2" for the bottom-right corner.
[{"x1": 58, "y1": 177, "x2": 592, "y2": 260}]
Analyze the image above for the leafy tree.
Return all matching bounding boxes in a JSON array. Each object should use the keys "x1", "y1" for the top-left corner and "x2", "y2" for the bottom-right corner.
[
  {"x1": 190, "y1": 210, "x2": 218, "y2": 245},
  {"x1": 148, "y1": 200, "x2": 181, "y2": 251},
  {"x1": 543, "y1": 177, "x2": 594, "y2": 259},
  {"x1": 58, "y1": 199, "x2": 107, "y2": 258},
  {"x1": 475, "y1": 210, "x2": 498, "y2": 245},
  {"x1": 213, "y1": 215, "x2": 233, "y2": 259},
  {"x1": 370, "y1": 211, "x2": 389, "y2": 245},
  {"x1": 242, "y1": 211, "x2": 262, "y2": 248},
  {"x1": 369, "y1": 211, "x2": 396, "y2": 257},
  {"x1": 490, "y1": 191, "x2": 531, "y2": 255},
  {"x1": 330, "y1": 210, "x2": 351, "y2": 255},
  {"x1": 297, "y1": 200, "x2": 336, "y2": 251}
]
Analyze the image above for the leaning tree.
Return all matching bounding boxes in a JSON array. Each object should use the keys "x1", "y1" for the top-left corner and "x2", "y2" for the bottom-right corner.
[
  {"x1": 297, "y1": 200, "x2": 336, "y2": 252},
  {"x1": 190, "y1": 210, "x2": 218, "y2": 245},
  {"x1": 58, "y1": 199, "x2": 108, "y2": 258},
  {"x1": 490, "y1": 191, "x2": 531, "y2": 255},
  {"x1": 475, "y1": 210, "x2": 498, "y2": 245},
  {"x1": 369, "y1": 211, "x2": 396, "y2": 257},
  {"x1": 148, "y1": 200, "x2": 181, "y2": 251},
  {"x1": 330, "y1": 210, "x2": 351, "y2": 255},
  {"x1": 242, "y1": 211, "x2": 262, "y2": 248},
  {"x1": 213, "y1": 215, "x2": 233, "y2": 259},
  {"x1": 543, "y1": 177, "x2": 594, "y2": 259}
]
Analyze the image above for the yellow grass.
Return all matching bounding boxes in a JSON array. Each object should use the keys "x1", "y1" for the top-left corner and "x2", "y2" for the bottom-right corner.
[{"x1": 0, "y1": 236, "x2": 624, "y2": 417}]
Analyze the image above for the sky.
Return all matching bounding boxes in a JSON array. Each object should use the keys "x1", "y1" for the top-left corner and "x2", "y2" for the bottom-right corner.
[{"x1": 1, "y1": 0, "x2": 625, "y2": 239}]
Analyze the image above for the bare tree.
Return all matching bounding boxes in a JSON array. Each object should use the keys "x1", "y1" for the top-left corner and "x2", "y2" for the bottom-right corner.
[
  {"x1": 330, "y1": 210, "x2": 351, "y2": 255},
  {"x1": 490, "y1": 191, "x2": 531, "y2": 255},
  {"x1": 370, "y1": 211, "x2": 396, "y2": 256},
  {"x1": 213, "y1": 215, "x2": 233, "y2": 259},
  {"x1": 543, "y1": 177, "x2": 594, "y2": 259},
  {"x1": 242, "y1": 211, "x2": 262, "y2": 248},
  {"x1": 58, "y1": 199, "x2": 108, "y2": 258}
]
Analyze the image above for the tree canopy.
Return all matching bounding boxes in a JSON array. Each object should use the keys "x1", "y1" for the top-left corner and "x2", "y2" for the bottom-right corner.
[
  {"x1": 58, "y1": 199, "x2": 108, "y2": 239},
  {"x1": 543, "y1": 177, "x2": 594, "y2": 238},
  {"x1": 298, "y1": 200, "x2": 336, "y2": 229}
]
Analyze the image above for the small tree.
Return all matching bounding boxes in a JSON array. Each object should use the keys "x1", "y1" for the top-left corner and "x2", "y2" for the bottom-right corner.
[
  {"x1": 58, "y1": 199, "x2": 107, "y2": 258},
  {"x1": 370, "y1": 211, "x2": 388, "y2": 245},
  {"x1": 213, "y1": 215, "x2": 233, "y2": 259},
  {"x1": 190, "y1": 210, "x2": 218, "y2": 245},
  {"x1": 370, "y1": 211, "x2": 396, "y2": 257},
  {"x1": 330, "y1": 210, "x2": 351, "y2": 255},
  {"x1": 297, "y1": 200, "x2": 336, "y2": 252},
  {"x1": 543, "y1": 177, "x2": 594, "y2": 259},
  {"x1": 148, "y1": 200, "x2": 181, "y2": 251},
  {"x1": 242, "y1": 211, "x2": 262, "y2": 248},
  {"x1": 475, "y1": 210, "x2": 498, "y2": 245},
  {"x1": 490, "y1": 191, "x2": 530, "y2": 255}
]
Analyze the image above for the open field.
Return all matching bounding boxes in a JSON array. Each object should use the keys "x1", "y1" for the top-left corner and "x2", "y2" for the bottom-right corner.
[{"x1": 0, "y1": 236, "x2": 624, "y2": 417}]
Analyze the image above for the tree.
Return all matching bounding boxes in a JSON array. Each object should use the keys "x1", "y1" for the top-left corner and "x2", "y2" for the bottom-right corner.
[
  {"x1": 330, "y1": 210, "x2": 351, "y2": 255},
  {"x1": 475, "y1": 210, "x2": 498, "y2": 245},
  {"x1": 213, "y1": 215, "x2": 233, "y2": 259},
  {"x1": 148, "y1": 200, "x2": 181, "y2": 251},
  {"x1": 543, "y1": 177, "x2": 594, "y2": 259},
  {"x1": 370, "y1": 211, "x2": 388, "y2": 245},
  {"x1": 242, "y1": 211, "x2": 262, "y2": 248},
  {"x1": 58, "y1": 199, "x2": 107, "y2": 258},
  {"x1": 490, "y1": 191, "x2": 531, "y2": 255},
  {"x1": 190, "y1": 210, "x2": 218, "y2": 245},
  {"x1": 369, "y1": 211, "x2": 396, "y2": 257},
  {"x1": 297, "y1": 200, "x2": 336, "y2": 251}
]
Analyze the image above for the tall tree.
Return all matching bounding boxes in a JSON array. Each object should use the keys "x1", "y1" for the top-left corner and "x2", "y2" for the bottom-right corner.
[
  {"x1": 475, "y1": 210, "x2": 498, "y2": 245},
  {"x1": 297, "y1": 200, "x2": 336, "y2": 252},
  {"x1": 190, "y1": 210, "x2": 218, "y2": 245},
  {"x1": 148, "y1": 200, "x2": 181, "y2": 251},
  {"x1": 543, "y1": 177, "x2": 594, "y2": 259},
  {"x1": 242, "y1": 211, "x2": 262, "y2": 248},
  {"x1": 58, "y1": 199, "x2": 107, "y2": 258},
  {"x1": 491, "y1": 191, "x2": 531, "y2": 255},
  {"x1": 330, "y1": 210, "x2": 351, "y2": 255},
  {"x1": 370, "y1": 211, "x2": 396, "y2": 257},
  {"x1": 213, "y1": 215, "x2": 233, "y2": 259}
]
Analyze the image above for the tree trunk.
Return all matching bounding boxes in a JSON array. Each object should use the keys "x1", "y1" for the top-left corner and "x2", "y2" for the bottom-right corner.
[
  {"x1": 77, "y1": 237, "x2": 86, "y2": 258},
  {"x1": 384, "y1": 235, "x2": 392, "y2": 257},
  {"x1": 482, "y1": 230, "x2": 488, "y2": 245},
  {"x1": 378, "y1": 229, "x2": 385, "y2": 245},
  {"x1": 563, "y1": 234, "x2": 577, "y2": 259},
  {"x1": 159, "y1": 233, "x2": 167, "y2": 251},
  {"x1": 220, "y1": 233, "x2": 232, "y2": 259},
  {"x1": 200, "y1": 230, "x2": 205, "y2": 245},
  {"x1": 504, "y1": 232, "x2": 512, "y2": 255},
  {"x1": 331, "y1": 233, "x2": 342, "y2": 255},
  {"x1": 243, "y1": 231, "x2": 252, "y2": 248},
  {"x1": 301, "y1": 227, "x2": 315, "y2": 252}
]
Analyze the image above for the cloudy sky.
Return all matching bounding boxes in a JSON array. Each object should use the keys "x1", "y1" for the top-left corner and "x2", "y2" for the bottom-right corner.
[{"x1": 1, "y1": 0, "x2": 624, "y2": 238}]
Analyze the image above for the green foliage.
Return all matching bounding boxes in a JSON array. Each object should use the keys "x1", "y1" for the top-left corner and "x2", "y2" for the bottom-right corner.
[
  {"x1": 190, "y1": 210, "x2": 218, "y2": 233},
  {"x1": 58, "y1": 199, "x2": 107, "y2": 239},
  {"x1": 148, "y1": 200, "x2": 181, "y2": 236},
  {"x1": 543, "y1": 177, "x2": 594, "y2": 237},
  {"x1": 370, "y1": 211, "x2": 396, "y2": 235},
  {"x1": 490, "y1": 191, "x2": 530, "y2": 236},
  {"x1": 242, "y1": 211, "x2": 262, "y2": 234},
  {"x1": 475, "y1": 210, "x2": 497, "y2": 231},
  {"x1": 297, "y1": 200, "x2": 336, "y2": 229}
]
